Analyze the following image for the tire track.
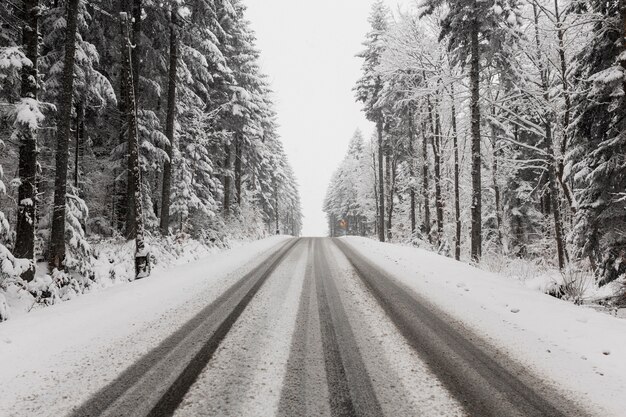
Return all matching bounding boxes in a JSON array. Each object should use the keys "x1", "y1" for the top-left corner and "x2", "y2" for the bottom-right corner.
[
  {"x1": 279, "y1": 238, "x2": 384, "y2": 417},
  {"x1": 334, "y1": 238, "x2": 588, "y2": 417},
  {"x1": 70, "y1": 238, "x2": 300, "y2": 417}
]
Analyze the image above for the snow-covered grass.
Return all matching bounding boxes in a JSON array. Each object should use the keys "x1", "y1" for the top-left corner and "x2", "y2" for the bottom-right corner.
[
  {"x1": 0, "y1": 235, "x2": 290, "y2": 416},
  {"x1": 0, "y1": 233, "x2": 272, "y2": 320},
  {"x1": 481, "y1": 251, "x2": 622, "y2": 306},
  {"x1": 342, "y1": 236, "x2": 626, "y2": 416}
]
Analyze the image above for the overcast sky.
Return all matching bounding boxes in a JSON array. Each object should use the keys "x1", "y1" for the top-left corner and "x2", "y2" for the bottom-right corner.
[{"x1": 246, "y1": 0, "x2": 413, "y2": 236}]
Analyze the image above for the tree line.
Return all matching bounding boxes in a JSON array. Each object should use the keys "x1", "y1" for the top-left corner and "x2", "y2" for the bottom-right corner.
[
  {"x1": 325, "y1": 0, "x2": 626, "y2": 290},
  {"x1": 0, "y1": 0, "x2": 302, "y2": 304}
]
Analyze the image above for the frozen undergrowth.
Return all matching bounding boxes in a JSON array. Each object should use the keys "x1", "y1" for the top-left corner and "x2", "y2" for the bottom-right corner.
[
  {"x1": 0, "y1": 232, "x2": 265, "y2": 320},
  {"x1": 395, "y1": 235, "x2": 624, "y2": 310}
]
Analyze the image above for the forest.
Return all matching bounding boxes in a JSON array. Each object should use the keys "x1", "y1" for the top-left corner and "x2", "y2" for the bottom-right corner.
[
  {"x1": 324, "y1": 0, "x2": 626, "y2": 301},
  {"x1": 0, "y1": 0, "x2": 302, "y2": 319}
]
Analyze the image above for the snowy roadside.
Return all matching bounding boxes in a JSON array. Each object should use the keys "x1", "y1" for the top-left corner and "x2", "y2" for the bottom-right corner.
[
  {"x1": 2, "y1": 234, "x2": 266, "y2": 320},
  {"x1": 0, "y1": 236, "x2": 290, "y2": 417},
  {"x1": 341, "y1": 236, "x2": 626, "y2": 417}
]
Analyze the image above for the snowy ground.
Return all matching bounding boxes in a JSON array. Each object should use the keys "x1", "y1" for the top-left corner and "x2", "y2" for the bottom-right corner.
[
  {"x1": 341, "y1": 236, "x2": 626, "y2": 416},
  {"x1": 0, "y1": 236, "x2": 290, "y2": 416},
  {"x1": 2, "y1": 235, "x2": 625, "y2": 416},
  {"x1": 2, "y1": 234, "x2": 261, "y2": 320}
]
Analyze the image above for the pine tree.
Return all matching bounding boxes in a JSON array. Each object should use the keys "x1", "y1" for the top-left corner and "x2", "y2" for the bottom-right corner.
[
  {"x1": 569, "y1": 0, "x2": 626, "y2": 285},
  {"x1": 159, "y1": 4, "x2": 180, "y2": 235},
  {"x1": 49, "y1": 0, "x2": 81, "y2": 271},
  {"x1": 356, "y1": 1, "x2": 389, "y2": 242},
  {"x1": 422, "y1": 0, "x2": 521, "y2": 261}
]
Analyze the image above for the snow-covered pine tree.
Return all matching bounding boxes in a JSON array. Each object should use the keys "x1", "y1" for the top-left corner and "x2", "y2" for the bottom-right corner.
[
  {"x1": 12, "y1": 0, "x2": 40, "y2": 282},
  {"x1": 355, "y1": 1, "x2": 389, "y2": 242},
  {"x1": 568, "y1": 0, "x2": 626, "y2": 286},
  {"x1": 422, "y1": 0, "x2": 521, "y2": 261}
]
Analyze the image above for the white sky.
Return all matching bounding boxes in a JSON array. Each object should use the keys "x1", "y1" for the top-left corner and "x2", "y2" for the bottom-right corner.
[{"x1": 246, "y1": 0, "x2": 414, "y2": 236}]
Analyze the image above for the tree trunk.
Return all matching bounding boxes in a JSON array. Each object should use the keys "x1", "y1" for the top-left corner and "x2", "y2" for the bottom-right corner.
[
  {"x1": 386, "y1": 148, "x2": 397, "y2": 241},
  {"x1": 385, "y1": 148, "x2": 392, "y2": 240},
  {"x1": 14, "y1": 0, "x2": 39, "y2": 281},
  {"x1": 430, "y1": 96, "x2": 444, "y2": 243},
  {"x1": 450, "y1": 85, "x2": 461, "y2": 261},
  {"x1": 469, "y1": 15, "x2": 483, "y2": 262},
  {"x1": 421, "y1": 120, "x2": 431, "y2": 242},
  {"x1": 545, "y1": 122, "x2": 567, "y2": 269},
  {"x1": 553, "y1": 0, "x2": 576, "y2": 211},
  {"x1": 223, "y1": 143, "x2": 232, "y2": 217},
  {"x1": 274, "y1": 180, "x2": 279, "y2": 234},
  {"x1": 490, "y1": 109, "x2": 504, "y2": 251},
  {"x1": 234, "y1": 133, "x2": 242, "y2": 205},
  {"x1": 408, "y1": 111, "x2": 416, "y2": 235},
  {"x1": 533, "y1": 3, "x2": 567, "y2": 270},
  {"x1": 116, "y1": 0, "x2": 128, "y2": 234},
  {"x1": 372, "y1": 146, "x2": 379, "y2": 238},
  {"x1": 120, "y1": 12, "x2": 149, "y2": 278},
  {"x1": 74, "y1": 102, "x2": 84, "y2": 188},
  {"x1": 49, "y1": 0, "x2": 80, "y2": 271},
  {"x1": 159, "y1": 7, "x2": 178, "y2": 235},
  {"x1": 376, "y1": 118, "x2": 385, "y2": 242},
  {"x1": 131, "y1": 0, "x2": 141, "y2": 97}
]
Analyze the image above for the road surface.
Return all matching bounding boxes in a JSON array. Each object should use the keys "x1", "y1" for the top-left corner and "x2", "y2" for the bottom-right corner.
[{"x1": 71, "y1": 237, "x2": 587, "y2": 417}]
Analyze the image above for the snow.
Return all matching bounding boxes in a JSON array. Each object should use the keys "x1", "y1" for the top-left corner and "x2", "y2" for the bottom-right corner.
[
  {"x1": 327, "y1": 242, "x2": 465, "y2": 416},
  {"x1": 341, "y1": 237, "x2": 626, "y2": 416},
  {"x1": 13, "y1": 98, "x2": 45, "y2": 130},
  {"x1": 175, "y1": 239, "x2": 307, "y2": 416},
  {"x1": 0, "y1": 236, "x2": 290, "y2": 416}
]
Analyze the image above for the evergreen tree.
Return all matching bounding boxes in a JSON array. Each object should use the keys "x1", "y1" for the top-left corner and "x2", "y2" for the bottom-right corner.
[
  {"x1": 355, "y1": 1, "x2": 389, "y2": 242},
  {"x1": 569, "y1": 0, "x2": 626, "y2": 284},
  {"x1": 422, "y1": 0, "x2": 521, "y2": 261}
]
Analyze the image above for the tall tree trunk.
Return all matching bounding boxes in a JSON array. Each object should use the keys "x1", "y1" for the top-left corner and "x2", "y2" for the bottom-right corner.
[
  {"x1": 430, "y1": 96, "x2": 444, "y2": 243},
  {"x1": 553, "y1": 0, "x2": 575, "y2": 211},
  {"x1": 131, "y1": 0, "x2": 141, "y2": 97},
  {"x1": 533, "y1": 4, "x2": 567, "y2": 270},
  {"x1": 274, "y1": 179, "x2": 279, "y2": 233},
  {"x1": 14, "y1": 0, "x2": 39, "y2": 281},
  {"x1": 124, "y1": 0, "x2": 142, "y2": 237},
  {"x1": 385, "y1": 148, "x2": 392, "y2": 240},
  {"x1": 223, "y1": 143, "x2": 232, "y2": 217},
  {"x1": 421, "y1": 121, "x2": 431, "y2": 242},
  {"x1": 74, "y1": 101, "x2": 84, "y2": 188},
  {"x1": 159, "y1": 7, "x2": 178, "y2": 235},
  {"x1": 450, "y1": 85, "x2": 461, "y2": 261},
  {"x1": 408, "y1": 112, "x2": 416, "y2": 235},
  {"x1": 469, "y1": 15, "x2": 483, "y2": 262},
  {"x1": 372, "y1": 147, "x2": 379, "y2": 238},
  {"x1": 121, "y1": 12, "x2": 150, "y2": 278},
  {"x1": 49, "y1": 0, "x2": 80, "y2": 271},
  {"x1": 490, "y1": 109, "x2": 504, "y2": 251},
  {"x1": 116, "y1": 0, "x2": 128, "y2": 234},
  {"x1": 376, "y1": 118, "x2": 385, "y2": 242},
  {"x1": 386, "y1": 148, "x2": 397, "y2": 241},
  {"x1": 234, "y1": 133, "x2": 242, "y2": 205}
]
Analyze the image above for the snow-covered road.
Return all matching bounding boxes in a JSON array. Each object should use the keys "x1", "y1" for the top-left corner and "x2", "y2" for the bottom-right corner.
[{"x1": 1, "y1": 236, "x2": 625, "y2": 416}]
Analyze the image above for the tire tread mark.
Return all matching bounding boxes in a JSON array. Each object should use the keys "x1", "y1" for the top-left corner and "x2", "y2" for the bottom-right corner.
[
  {"x1": 316, "y1": 239, "x2": 384, "y2": 417},
  {"x1": 334, "y1": 238, "x2": 587, "y2": 417},
  {"x1": 71, "y1": 238, "x2": 300, "y2": 417}
]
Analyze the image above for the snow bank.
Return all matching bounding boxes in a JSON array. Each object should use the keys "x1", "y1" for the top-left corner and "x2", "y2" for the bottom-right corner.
[
  {"x1": 1, "y1": 233, "x2": 268, "y2": 320},
  {"x1": 342, "y1": 236, "x2": 626, "y2": 417},
  {"x1": 0, "y1": 236, "x2": 290, "y2": 416}
]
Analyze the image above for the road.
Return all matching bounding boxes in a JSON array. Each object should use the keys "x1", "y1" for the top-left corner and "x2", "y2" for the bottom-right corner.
[{"x1": 72, "y1": 237, "x2": 587, "y2": 417}]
